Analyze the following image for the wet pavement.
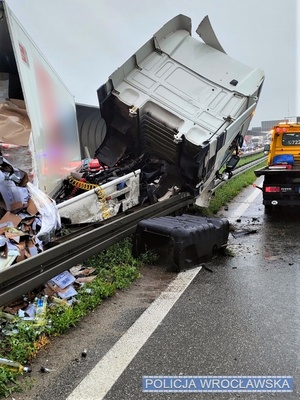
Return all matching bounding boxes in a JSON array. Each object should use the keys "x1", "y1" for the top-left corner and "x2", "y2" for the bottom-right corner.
[
  {"x1": 102, "y1": 182, "x2": 300, "y2": 399},
  {"x1": 14, "y1": 181, "x2": 300, "y2": 400}
]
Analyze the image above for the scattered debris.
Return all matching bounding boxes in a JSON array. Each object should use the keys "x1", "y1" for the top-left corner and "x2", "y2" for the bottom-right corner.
[
  {"x1": 0, "y1": 357, "x2": 32, "y2": 373},
  {"x1": 34, "y1": 295, "x2": 48, "y2": 327},
  {"x1": 83, "y1": 288, "x2": 94, "y2": 295},
  {"x1": 81, "y1": 349, "x2": 87, "y2": 358},
  {"x1": 40, "y1": 366, "x2": 54, "y2": 373},
  {"x1": 202, "y1": 265, "x2": 214, "y2": 273},
  {"x1": 0, "y1": 262, "x2": 98, "y2": 339},
  {"x1": 264, "y1": 255, "x2": 279, "y2": 261},
  {"x1": 0, "y1": 150, "x2": 62, "y2": 272},
  {"x1": 231, "y1": 229, "x2": 258, "y2": 238}
]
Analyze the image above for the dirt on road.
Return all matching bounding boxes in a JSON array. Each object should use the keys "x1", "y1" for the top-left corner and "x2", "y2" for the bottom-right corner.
[{"x1": 13, "y1": 265, "x2": 176, "y2": 400}]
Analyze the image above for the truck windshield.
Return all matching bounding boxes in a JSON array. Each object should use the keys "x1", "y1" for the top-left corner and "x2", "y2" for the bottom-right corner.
[{"x1": 282, "y1": 133, "x2": 300, "y2": 146}]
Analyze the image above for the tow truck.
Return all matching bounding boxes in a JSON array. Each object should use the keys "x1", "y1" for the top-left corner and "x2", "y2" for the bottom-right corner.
[{"x1": 255, "y1": 122, "x2": 300, "y2": 207}]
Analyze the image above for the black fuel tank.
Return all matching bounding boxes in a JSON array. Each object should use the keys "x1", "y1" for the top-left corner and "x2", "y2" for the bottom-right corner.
[{"x1": 134, "y1": 214, "x2": 229, "y2": 271}]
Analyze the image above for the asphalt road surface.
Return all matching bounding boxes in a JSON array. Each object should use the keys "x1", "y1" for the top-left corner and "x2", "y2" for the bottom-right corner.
[{"x1": 15, "y1": 179, "x2": 300, "y2": 400}]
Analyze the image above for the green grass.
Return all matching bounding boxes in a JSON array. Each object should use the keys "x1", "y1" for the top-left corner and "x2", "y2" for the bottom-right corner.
[
  {"x1": 208, "y1": 160, "x2": 266, "y2": 214},
  {"x1": 0, "y1": 238, "x2": 157, "y2": 398},
  {"x1": 187, "y1": 160, "x2": 266, "y2": 217},
  {"x1": 238, "y1": 151, "x2": 265, "y2": 167},
  {"x1": 0, "y1": 161, "x2": 266, "y2": 397}
]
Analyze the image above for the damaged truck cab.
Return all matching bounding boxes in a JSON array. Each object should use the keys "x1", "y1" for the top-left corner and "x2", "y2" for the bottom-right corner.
[
  {"x1": 0, "y1": 2, "x2": 264, "y2": 228},
  {"x1": 95, "y1": 14, "x2": 265, "y2": 207},
  {"x1": 0, "y1": 4, "x2": 267, "y2": 301}
]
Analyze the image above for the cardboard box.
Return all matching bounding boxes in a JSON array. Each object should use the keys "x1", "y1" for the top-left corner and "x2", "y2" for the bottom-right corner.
[
  {"x1": 0, "y1": 212, "x2": 22, "y2": 230},
  {"x1": 0, "y1": 181, "x2": 27, "y2": 211}
]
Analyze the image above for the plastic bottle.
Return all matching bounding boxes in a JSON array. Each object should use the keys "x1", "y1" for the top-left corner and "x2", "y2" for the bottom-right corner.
[
  {"x1": 0, "y1": 357, "x2": 32, "y2": 373},
  {"x1": 50, "y1": 296, "x2": 71, "y2": 308},
  {"x1": 0, "y1": 310, "x2": 16, "y2": 321},
  {"x1": 34, "y1": 295, "x2": 48, "y2": 326}
]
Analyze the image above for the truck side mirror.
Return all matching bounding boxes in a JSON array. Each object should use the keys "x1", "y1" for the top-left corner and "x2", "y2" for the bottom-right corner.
[
  {"x1": 225, "y1": 154, "x2": 240, "y2": 172},
  {"x1": 263, "y1": 143, "x2": 270, "y2": 155}
]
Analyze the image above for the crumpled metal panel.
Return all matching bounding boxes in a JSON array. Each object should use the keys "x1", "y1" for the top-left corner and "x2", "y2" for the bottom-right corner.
[{"x1": 95, "y1": 14, "x2": 264, "y2": 207}]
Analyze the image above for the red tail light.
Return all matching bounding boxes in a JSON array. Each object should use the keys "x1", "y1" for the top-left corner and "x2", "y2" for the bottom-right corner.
[{"x1": 265, "y1": 186, "x2": 280, "y2": 193}]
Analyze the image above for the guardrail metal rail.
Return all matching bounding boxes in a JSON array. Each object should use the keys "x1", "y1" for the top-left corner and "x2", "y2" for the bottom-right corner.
[
  {"x1": 0, "y1": 193, "x2": 193, "y2": 306},
  {"x1": 0, "y1": 154, "x2": 267, "y2": 306}
]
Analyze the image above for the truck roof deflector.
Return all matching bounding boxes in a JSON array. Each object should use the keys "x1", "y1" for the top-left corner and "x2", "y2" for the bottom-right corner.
[
  {"x1": 196, "y1": 15, "x2": 226, "y2": 54},
  {"x1": 153, "y1": 14, "x2": 191, "y2": 44}
]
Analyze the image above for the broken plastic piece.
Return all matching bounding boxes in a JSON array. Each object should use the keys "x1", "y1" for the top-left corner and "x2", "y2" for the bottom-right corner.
[
  {"x1": 84, "y1": 288, "x2": 94, "y2": 295},
  {"x1": 81, "y1": 349, "x2": 87, "y2": 358},
  {"x1": 40, "y1": 366, "x2": 54, "y2": 373}
]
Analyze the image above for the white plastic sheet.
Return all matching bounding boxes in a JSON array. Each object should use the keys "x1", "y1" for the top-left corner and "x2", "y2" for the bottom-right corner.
[{"x1": 27, "y1": 182, "x2": 61, "y2": 244}]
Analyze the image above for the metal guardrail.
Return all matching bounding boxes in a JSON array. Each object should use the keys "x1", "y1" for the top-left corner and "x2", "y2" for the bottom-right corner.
[
  {"x1": 0, "y1": 155, "x2": 267, "y2": 306},
  {"x1": 0, "y1": 193, "x2": 194, "y2": 306},
  {"x1": 212, "y1": 155, "x2": 267, "y2": 193},
  {"x1": 234, "y1": 155, "x2": 267, "y2": 175}
]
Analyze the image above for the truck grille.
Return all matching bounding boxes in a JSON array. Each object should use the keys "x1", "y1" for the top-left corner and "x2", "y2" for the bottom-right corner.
[{"x1": 140, "y1": 114, "x2": 179, "y2": 164}]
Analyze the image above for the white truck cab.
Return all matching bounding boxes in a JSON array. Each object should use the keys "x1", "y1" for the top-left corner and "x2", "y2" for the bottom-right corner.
[{"x1": 0, "y1": 4, "x2": 264, "y2": 225}]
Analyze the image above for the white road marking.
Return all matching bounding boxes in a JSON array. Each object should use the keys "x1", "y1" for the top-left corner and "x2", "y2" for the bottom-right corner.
[
  {"x1": 228, "y1": 179, "x2": 263, "y2": 221},
  {"x1": 229, "y1": 189, "x2": 261, "y2": 220},
  {"x1": 66, "y1": 266, "x2": 201, "y2": 400}
]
